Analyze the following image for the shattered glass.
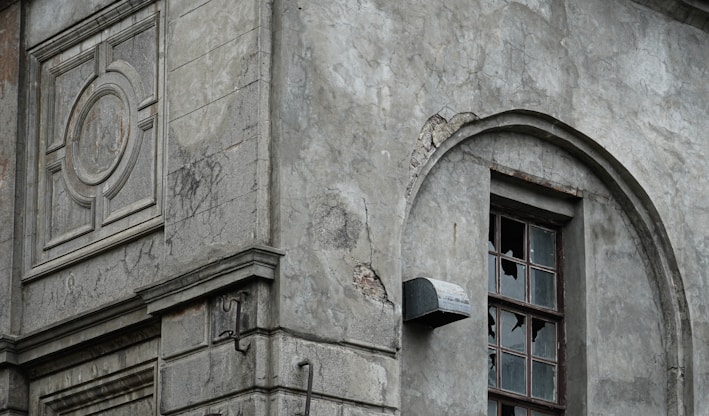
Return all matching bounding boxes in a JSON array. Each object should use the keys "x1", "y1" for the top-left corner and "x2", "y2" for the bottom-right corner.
[
  {"x1": 501, "y1": 259, "x2": 525, "y2": 301},
  {"x1": 501, "y1": 217, "x2": 525, "y2": 259}
]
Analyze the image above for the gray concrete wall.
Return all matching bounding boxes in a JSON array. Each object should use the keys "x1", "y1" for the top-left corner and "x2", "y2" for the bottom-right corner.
[{"x1": 271, "y1": 0, "x2": 707, "y2": 413}]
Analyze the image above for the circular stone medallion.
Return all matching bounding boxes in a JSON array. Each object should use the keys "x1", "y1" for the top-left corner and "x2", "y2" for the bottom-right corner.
[{"x1": 72, "y1": 90, "x2": 129, "y2": 184}]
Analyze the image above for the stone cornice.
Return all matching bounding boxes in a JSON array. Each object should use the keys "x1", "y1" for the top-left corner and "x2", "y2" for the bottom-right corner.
[
  {"x1": 136, "y1": 245, "x2": 284, "y2": 315},
  {"x1": 9, "y1": 296, "x2": 151, "y2": 367},
  {"x1": 0, "y1": 335, "x2": 19, "y2": 367},
  {"x1": 28, "y1": 0, "x2": 156, "y2": 60},
  {"x1": 1, "y1": 245, "x2": 283, "y2": 372}
]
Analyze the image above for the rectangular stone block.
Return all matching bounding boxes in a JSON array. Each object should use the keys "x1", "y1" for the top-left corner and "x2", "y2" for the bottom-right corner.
[
  {"x1": 269, "y1": 393, "x2": 343, "y2": 416},
  {"x1": 343, "y1": 408, "x2": 396, "y2": 416},
  {"x1": 272, "y1": 334, "x2": 399, "y2": 409},
  {"x1": 162, "y1": 301, "x2": 208, "y2": 359},
  {"x1": 165, "y1": 137, "x2": 258, "y2": 223},
  {"x1": 160, "y1": 337, "x2": 268, "y2": 413},
  {"x1": 167, "y1": 28, "x2": 260, "y2": 120},
  {"x1": 163, "y1": 190, "x2": 259, "y2": 264},
  {"x1": 210, "y1": 280, "x2": 273, "y2": 345},
  {"x1": 0, "y1": 368, "x2": 27, "y2": 414},
  {"x1": 166, "y1": 0, "x2": 259, "y2": 70},
  {"x1": 167, "y1": 83, "x2": 262, "y2": 172},
  {"x1": 169, "y1": 394, "x2": 268, "y2": 416}
]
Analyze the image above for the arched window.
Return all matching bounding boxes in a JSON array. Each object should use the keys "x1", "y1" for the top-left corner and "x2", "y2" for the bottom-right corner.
[{"x1": 401, "y1": 111, "x2": 690, "y2": 416}]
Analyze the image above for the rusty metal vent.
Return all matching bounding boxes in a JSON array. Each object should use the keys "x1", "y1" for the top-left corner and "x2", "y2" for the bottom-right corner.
[{"x1": 403, "y1": 277, "x2": 471, "y2": 328}]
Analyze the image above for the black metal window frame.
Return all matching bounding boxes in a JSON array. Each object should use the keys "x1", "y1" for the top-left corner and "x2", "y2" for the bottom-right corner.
[{"x1": 487, "y1": 209, "x2": 566, "y2": 416}]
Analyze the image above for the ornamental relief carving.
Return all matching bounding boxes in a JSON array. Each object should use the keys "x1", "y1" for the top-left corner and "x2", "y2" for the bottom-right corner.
[{"x1": 26, "y1": 6, "x2": 163, "y2": 279}]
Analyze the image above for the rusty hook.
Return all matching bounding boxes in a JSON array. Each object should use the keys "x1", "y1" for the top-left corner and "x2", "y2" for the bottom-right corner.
[{"x1": 218, "y1": 291, "x2": 250, "y2": 354}]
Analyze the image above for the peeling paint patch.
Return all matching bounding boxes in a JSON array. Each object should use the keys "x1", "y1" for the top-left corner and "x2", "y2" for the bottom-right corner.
[
  {"x1": 353, "y1": 263, "x2": 388, "y2": 303},
  {"x1": 313, "y1": 193, "x2": 362, "y2": 250}
]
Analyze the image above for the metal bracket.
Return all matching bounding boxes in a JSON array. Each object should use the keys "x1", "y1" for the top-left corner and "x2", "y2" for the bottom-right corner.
[
  {"x1": 218, "y1": 291, "x2": 250, "y2": 354},
  {"x1": 296, "y1": 359, "x2": 313, "y2": 416}
]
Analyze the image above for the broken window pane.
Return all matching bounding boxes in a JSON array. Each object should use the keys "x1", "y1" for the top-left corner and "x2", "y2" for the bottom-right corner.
[
  {"x1": 488, "y1": 400, "x2": 498, "y2": 416},
  {"x1": 532, "y1": 361, "x2": 556, "y2": 401},
  {"x1": 530, "y1": 226, "x2": 555, "y2": 267},
  {"x1": 531, "y1": 318, "x2": 556, "y2": 360},
  {"x1": 501, "y1": 260, "x2": 525, "y2": 301},
  {"x1": 488, "y1": 211, "x2": 561, "y2": 410},
  {"x1": 489, "y1": 306, "x2": 497, "y2": 343},
  {"x1": 489, "y1": 348, "x2": 498, "y2": 387},
  {"x1": 489, "y1": 214, "x2": 497, "y2": 250},
  {"x1": 500, "y1": 402, "x2": 527, "y2": 416},
  {"x1": 501, "y1": 217, "x2": 525, "y2": 259},
  {"x1": 501, "y1": 352, "x2": 526, "y2": 395},
  {"x1": 489, "y1": 254, "x2": 497, "y2": 293},
  {"x1": 501, "y1": 310, "x2": 526, "y2": 352},
  {"x1": 531, "y1": 268, "x2": 556, "y2": 309}
]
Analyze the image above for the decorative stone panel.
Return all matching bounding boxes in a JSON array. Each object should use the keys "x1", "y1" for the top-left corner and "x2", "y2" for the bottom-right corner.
[
  {"x1": 37, "y1": 361, "x2": 156, "y2": 416},
  {"x1": 24, "y1": 1, "x2": 163, "y2": 279}
]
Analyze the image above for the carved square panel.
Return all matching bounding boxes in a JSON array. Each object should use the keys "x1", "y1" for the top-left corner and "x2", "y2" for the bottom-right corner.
[{"x1": 24, "y1": 1, "x2": 163, "y2": 279}]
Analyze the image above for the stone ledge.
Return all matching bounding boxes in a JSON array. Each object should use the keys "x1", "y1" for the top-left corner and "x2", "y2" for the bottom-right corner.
[
  {"x1": 631, "y1": 0, "x2": 709, "y2": 31},
  {"x1": 10, "y1": 296, "x2": 155, "y2": 369},
  {"x1": 0, "y1": 336, "x2": 19, "y2": 367},
  {"x1": 136, "y1": 245, "x2": 284, "y2": 315}
]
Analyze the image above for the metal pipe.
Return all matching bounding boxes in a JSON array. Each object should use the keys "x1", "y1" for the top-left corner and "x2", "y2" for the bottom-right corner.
[{"x1": 297, "y1": 359, "x2": 313, "y2": 416}]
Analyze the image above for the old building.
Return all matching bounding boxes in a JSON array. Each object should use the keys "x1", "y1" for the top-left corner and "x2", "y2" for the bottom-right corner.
[{"x1": 1, "y1": 0, "x2": 708, "y2": 414}]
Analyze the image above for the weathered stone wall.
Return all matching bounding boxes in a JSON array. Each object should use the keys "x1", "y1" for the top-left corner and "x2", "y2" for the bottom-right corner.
[{"x1": 270, "y1": 0, "x2": 708, "y2": 413}]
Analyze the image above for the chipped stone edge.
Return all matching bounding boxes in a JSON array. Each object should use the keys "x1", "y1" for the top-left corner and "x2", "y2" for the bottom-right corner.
[{"x1": 406, "y1": 112, "x2": 479, "y2": 199}]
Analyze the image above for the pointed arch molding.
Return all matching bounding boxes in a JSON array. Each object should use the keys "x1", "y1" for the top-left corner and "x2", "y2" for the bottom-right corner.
[{"x1": 406, "y1": 109, "x2": 692, "y2": 415}]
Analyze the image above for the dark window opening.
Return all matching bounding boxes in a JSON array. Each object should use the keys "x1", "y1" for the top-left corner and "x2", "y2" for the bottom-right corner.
[{"x1": 488, "y1": 211, "x2": 564, "y2": 416}]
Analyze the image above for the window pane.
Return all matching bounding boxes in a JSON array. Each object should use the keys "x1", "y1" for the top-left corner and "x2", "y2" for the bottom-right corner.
[
  {"x1": 500, "y1": 352, "x2": 526, "y2": 394},
  {"x1": 489, "y1": 254, "x2": 497, "y2": 293},
  {"x1": 488, "y1": 348, "x2": 497, "y2": 387},
  {"x1": 532, "y1": 360, "x2": 557, "y2": 401},
  {"x1": 501, "y1": 310, "x2": 526, "y2": 352},
  {"x1": 500, "y1": 260, "x2": 525, "y2": 301},
  {"x1": 501, "y1": 402, "x2": 528, "y2": 416},
  {"x1": 488, "y1": 400, "x2": 498, "y2": 416},
  {"x1": 531, "y1": 268, "x2": 556, "y2": 309},
  {"x1": 489, "y1": 214, "x2": 496, "y2": 250},
  {"x1": 532, "y1": 318, "x2": 556, "y2": 360},
  {"x1": 488, "y1": 306, "x2": 497, "y2": 343},
  {"x1": 531, "y1": 411, "x2": 554, "y2": 416},
  {"x1": 530, "y1": 226, "x2": 555, "y2": 267},
  {"x1": 500, "y1": 217, "x2": 525, "y2": 259}
]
